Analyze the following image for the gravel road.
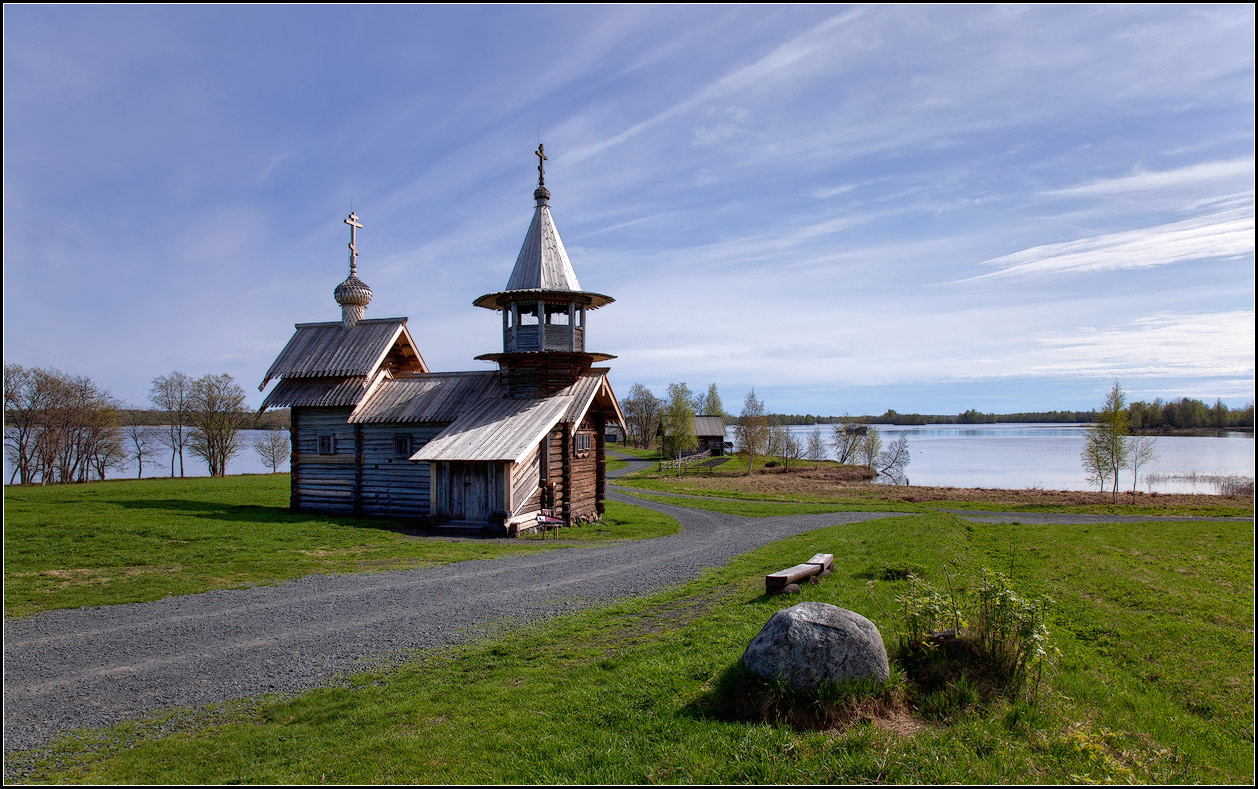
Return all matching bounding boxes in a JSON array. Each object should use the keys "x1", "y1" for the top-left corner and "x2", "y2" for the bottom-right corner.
[{"x1": 2, "y1": 457, "x2": 888, "y2": 753}]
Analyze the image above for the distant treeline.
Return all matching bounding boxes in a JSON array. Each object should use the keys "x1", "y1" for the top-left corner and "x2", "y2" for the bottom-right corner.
[
  {"x1": 118, "y1": 408, "x2": 290, "y2": 430},
  {"x1": 759, "y1": 398, "x2": 1254, "y2": 431}
]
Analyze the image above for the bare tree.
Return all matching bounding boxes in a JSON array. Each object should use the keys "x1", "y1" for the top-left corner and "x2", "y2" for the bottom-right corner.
[
  {"x1": 875, "y1": 433, "x2": 911, "y2": 484},
  {"x1": 806, "y1": 428, "x2": 827, "y2": 468},
  {"x1": 123, "y1": 415, "x2": 157, "y2": 479},
  {"x1": 254, "y1": 429, "x2": 291, "y2": 473},
  {"x1": 151, "y1": 371, "x2": 192, "y2": 477},
  {"x1": 621, "y1": 383, "x2": 663, "y2": 449},
  {"x1": 778, "y1": 428, "x2": 804, "y2": 471},
  {"x1": 830, "y1": 414, "x2": 863, "y2": 465},
  {"x1": 1126, "y1": 434, "x2": 1157, "y2": 495},
  {"x1": 4, "y1": 364, "x2": 42, "y2": 484},
  {"x1": 187, "y1": 373, "x2": 249, "y2": 477},
  {"x1": 733, "y1": 388, "x2": 769, "y2": 474}
]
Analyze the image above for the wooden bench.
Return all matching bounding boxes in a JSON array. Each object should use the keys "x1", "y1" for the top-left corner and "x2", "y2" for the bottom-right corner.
[{"x1": 765, "y1": 553, "x2": 834, "y2": 594}]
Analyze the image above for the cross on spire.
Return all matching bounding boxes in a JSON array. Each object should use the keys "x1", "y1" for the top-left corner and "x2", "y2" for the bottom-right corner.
[
  {"x1": 535, "y1": 143, "x2": 547, "y2": 187},
  {"x1": 344, "y1": 211, "x2": 363, "y2": 275}
]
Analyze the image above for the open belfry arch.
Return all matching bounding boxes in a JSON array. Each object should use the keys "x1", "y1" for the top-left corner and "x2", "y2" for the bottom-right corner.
[{"x1": 260, "y1": 147, "x2": 624, "y2": 534}]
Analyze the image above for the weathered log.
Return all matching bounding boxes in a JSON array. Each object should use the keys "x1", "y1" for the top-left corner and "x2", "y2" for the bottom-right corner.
[{"x1": 766, "y1": 563, "x2": 821, "y2": 593}]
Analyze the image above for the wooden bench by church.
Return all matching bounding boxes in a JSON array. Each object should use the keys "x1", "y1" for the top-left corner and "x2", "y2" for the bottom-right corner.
[{"x1": 765, "y1": 553, "x2": 834, "y2": 594}]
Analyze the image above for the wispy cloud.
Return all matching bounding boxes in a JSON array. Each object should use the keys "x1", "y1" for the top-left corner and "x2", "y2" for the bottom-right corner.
[
  {"x1": 1029, "y1": 310, "x2": 1255, "y2": 378},
  {"x1": 960, "y1": 207, "x2": 1254, "y2": 282},
  {"x1": 1044, "y1": 158, "x2": 1255, "y2": 198}
]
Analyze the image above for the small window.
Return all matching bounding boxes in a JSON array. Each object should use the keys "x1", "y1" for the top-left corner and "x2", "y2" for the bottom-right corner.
[
  {"x1": 394, "y1": 434, "x2": 412, "y2": 458},
  {"x1": 573, "y1": 432, "x2": 593, "y2": 456},
  {"x1": 318, "y1": 434, "x2": 336, "y2": 455}
]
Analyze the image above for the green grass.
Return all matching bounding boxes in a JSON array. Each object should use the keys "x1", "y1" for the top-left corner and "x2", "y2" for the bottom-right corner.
[
  {"x1": 9, "y1": 513, "x2": 1252, "y2": 784},
  {"x1": 1, "y1": 476, "x2": 675, "y2": 618},
  {"x1": 607, "y1": 446, "x2": 662, "y2": 460}
]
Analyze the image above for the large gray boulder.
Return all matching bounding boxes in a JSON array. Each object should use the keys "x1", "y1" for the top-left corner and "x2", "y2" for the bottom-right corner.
[{"x1": 742, "y1": 602, "x2": 890, "y2": 690}]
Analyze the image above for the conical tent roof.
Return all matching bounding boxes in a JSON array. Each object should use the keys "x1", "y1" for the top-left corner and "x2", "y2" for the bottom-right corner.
[{"x1": 505, "y1": 202, "x2": 582, "y2": 292}]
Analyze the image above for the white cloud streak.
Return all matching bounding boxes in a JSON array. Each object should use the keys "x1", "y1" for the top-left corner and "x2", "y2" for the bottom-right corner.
[
  {"x1": 962, "y1": 207, "x2": 1254, "y2": 282},
  {"x1": 1044, "y1": 158, "x2": 1255, "y2": 198}
]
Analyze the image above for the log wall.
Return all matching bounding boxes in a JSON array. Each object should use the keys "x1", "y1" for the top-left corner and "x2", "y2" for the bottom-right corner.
[{"x1": 291, "y1": 407, "x2": 357, "y2": 514}]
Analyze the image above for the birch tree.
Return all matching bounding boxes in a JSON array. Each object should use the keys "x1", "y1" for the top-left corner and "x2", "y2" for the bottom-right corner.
[
  {"x1": 1081, "y1": 380, "x2": 1130, "y2": 502},
  {"x1": 734, "y1": 388, "x2": 769, "y2": 474}
]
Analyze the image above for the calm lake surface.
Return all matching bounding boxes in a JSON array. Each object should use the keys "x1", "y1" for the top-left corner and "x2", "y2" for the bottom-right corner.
[
  {"x1": 727, "y1": 423, "x2": 1254, "y2": 494},
  {"x1": 6, "y1": 425, "x2": 1253, "y2": 495}
]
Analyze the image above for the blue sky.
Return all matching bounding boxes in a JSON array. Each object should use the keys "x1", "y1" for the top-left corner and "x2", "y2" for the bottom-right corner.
[{"x1": 4, "y1": 5, "x2": 1254, "y2": 416}]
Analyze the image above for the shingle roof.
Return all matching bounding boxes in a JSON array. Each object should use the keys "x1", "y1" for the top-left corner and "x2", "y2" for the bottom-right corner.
[
  {"x1": 407, "y1": 371, "x2": 613, "y2": 463},
  {"x1": 693, "y1": 415, "x2": 728, "y2": 438},
  {"x1": 261, "y1": 376, "x2": 369, "y2": 410},
  {"x1": 507, "y1": 203, "x2": 581, "y2": 293},
  {"x1": 259, "y1": 318, "x2": 414, "y2": 390},
  {"x1": 348, "y1": 372, "x2": 502, "y2": 424}
]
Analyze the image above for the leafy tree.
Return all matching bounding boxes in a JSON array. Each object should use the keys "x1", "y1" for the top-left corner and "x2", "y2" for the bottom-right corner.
[
  {"x1": 660, "y1": 382, "x2": 698, "y2": 463},
  {"x1": 187, "y1": 373, "x2": 249, "y2": 477},
  {"x1": 733, "y1": 388, "x2": 769, "y2": 474},
  {"x1": 621, "y1": 383, "x2": 663, "y2": 449},
  {"x1": 858, "y1": 425, "x2": 883, "y2": 469},
  {"x1": 1081, "y1": 380, "x2": 1130, "y2": 502},
  {"x1": 701, "y1": 383, "x2": 725, "y2": 418}
]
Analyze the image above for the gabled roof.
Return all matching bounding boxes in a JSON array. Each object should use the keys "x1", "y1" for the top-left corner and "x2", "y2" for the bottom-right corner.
[
  {"x1": 693, "y1": 415, "x2": 728, "y2": 438},
  {"x1": 348, "y1": 372, "x2": 502, "y2": 424},
  {"x1": 662, "y1": 414, "x2": 728, "y2": 438},
  {"x1": 259, "y1": 317, "x2": 427, "y2": 390},
  {"x1": 409, "y1": 394, "x2": 572, "y2": 464},
  {"x1": 408, "y1": 371, "x2": 617, "y2": 464}
]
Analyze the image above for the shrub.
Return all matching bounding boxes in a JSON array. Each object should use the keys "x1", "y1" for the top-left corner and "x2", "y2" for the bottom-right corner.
[{"x1": 895, "y1": 569, "x2": 1054, "y2": 717}]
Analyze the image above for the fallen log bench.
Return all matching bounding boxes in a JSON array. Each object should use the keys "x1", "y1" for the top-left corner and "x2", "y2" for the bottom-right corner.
[{"x1": 766, "y1": 553, "x2": 834, "y2": 594}]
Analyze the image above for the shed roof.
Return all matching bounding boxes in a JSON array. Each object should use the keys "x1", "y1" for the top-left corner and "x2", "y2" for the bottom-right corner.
[{"x1": 259, "y1": 318, "x2": 424, "y2": 390}]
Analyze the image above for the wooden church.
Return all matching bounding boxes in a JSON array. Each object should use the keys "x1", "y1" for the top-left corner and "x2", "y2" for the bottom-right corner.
[{"x1": 259, "y1": 147, "x2": 624, "y2": 534}]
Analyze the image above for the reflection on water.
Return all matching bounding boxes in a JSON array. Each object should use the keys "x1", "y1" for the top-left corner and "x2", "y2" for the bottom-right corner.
[{"x1": 727, "y1": 423, "x2": 1254, "y2": 494}]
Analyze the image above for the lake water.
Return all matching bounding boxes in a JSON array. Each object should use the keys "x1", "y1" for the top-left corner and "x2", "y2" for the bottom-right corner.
[
  {"x1": 6, "y1": 424, "x2": 1253, "y2": 495},
  {"x1": 4, "y1": 429, "x2": 286, "y2": 483},
  {"x1": 727, "y1": 423, "x2": 1254, "y2": 494}
]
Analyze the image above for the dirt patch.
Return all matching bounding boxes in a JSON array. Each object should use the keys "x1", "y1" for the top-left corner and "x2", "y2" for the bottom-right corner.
[{"x1": 630, "y1": 469, "x2": 1247, "y2": 511}]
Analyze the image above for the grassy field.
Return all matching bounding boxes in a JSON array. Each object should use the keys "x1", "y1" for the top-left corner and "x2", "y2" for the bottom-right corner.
[
  {"x1": 8, "y1": 506, "x2": 1252, "y2": 783},
  {"x1": 1, "y1": 475, "x2": 676, "y2": 618}
]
